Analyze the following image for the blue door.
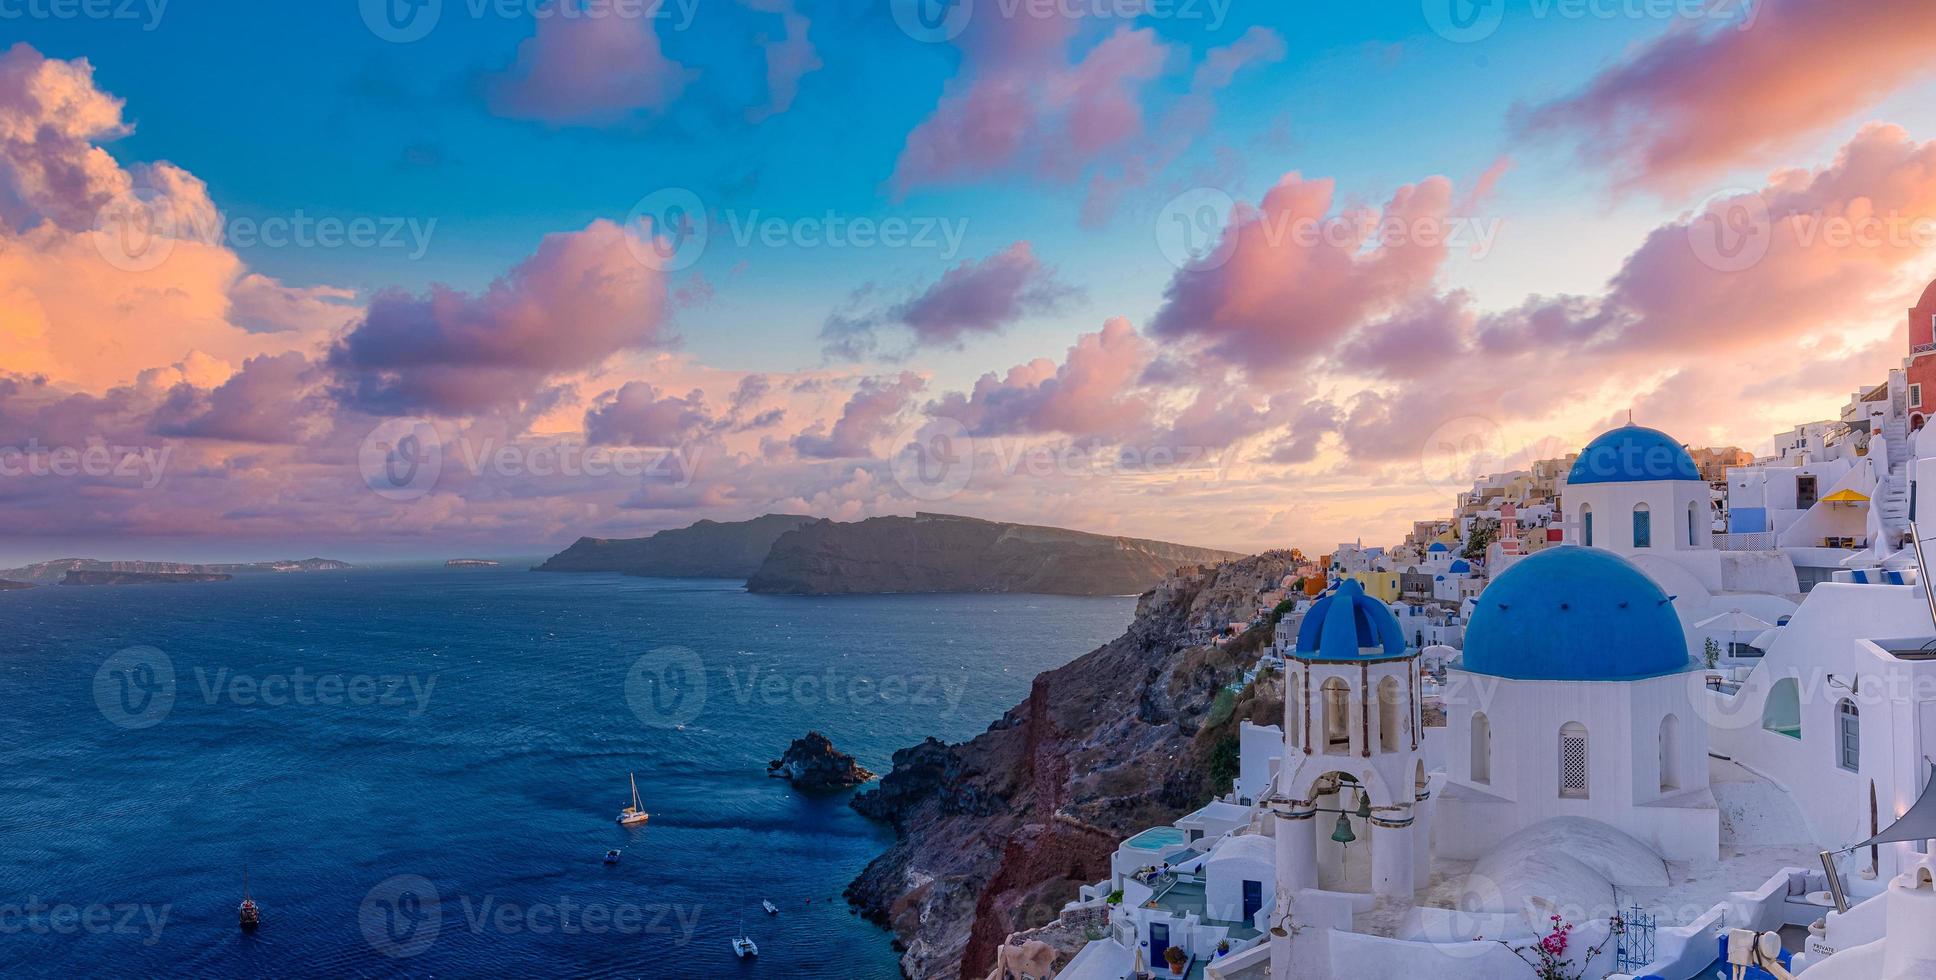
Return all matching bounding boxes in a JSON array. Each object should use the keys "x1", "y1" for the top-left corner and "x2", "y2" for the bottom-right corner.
[
  {"x1": 1242, "y1": 879, "x2": 1264, "y2": 923},
  {"x1": 1149, "y1": 923, "x2": 1169, "y2": 967}
]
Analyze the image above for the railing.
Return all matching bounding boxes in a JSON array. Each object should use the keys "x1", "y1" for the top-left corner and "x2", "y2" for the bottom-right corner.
[
  {"x1": 1615, "y1": 904, "x2": 1656, "y2": 973},
  {"x1": 1714, "y1": 531, "x2": 1777, "y2": 551}
]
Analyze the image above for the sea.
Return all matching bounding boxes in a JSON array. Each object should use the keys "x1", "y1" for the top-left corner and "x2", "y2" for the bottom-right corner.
[{"x1": 0, "y1": 564, "x2": 1135, "y2": 978}]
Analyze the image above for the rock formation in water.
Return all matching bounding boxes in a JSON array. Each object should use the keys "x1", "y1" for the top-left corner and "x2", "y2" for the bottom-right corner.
[
  {"x1": 445, "y1": 559, "x2": 501, "y2": 567},
  {"x1": 845, "y1": 552, "x2": 1296, "y2": 980},
  {"x1": 60, "y1": 570, "x2": 234, "y2": 585},
  {"x1": 746, "y1": 513, "x2": 1242, "y2": 597},
  {"x1": 767, "y1": 732, "x2": 877, "y2": 790},
  {"x1": 533, "y1": 514, "x2": 815, "y2": 578},
  {"x1": 0, "y1": 580, "x2": 33, "y2": 590}
]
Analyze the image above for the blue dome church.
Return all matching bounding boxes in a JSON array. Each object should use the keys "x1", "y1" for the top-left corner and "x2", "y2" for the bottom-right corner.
[{"x1": 1436, "y1": 545, "x2": 1718, "y2": 864}]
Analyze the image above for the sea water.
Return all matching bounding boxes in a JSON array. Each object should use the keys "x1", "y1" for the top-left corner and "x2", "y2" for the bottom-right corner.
[{"x1": 0, "y1": 565, "x2": 1133, "y2": 977}]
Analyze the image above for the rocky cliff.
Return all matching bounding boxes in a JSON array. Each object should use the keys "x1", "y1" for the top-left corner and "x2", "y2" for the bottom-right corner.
[
  {"x1": 533, "y1": 514, "x2": 815, "y2": 578},
  {"x1": 845, "y1": 552, "x2": 1295, "y2": 979},
  {"x1": 747, "y1": 513, "x2": 1243, "y2": 597},
  {"x1": 61, "y1": 570, "x2": 233, "y2": 585}
]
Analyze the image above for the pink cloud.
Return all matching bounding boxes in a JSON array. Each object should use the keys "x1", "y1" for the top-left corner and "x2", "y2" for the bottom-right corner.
[
  {"x1": 583, "y1": 381, "x2": 714, "y2": 446},
  {"x1": 791, "y1": 371, "x2": 924, "y2": 459},
  {"x1": 1147, "y1": 173, "x2": 1457, "y2": 375},
  {"x1": 329, "y1": 219, "x2": 673, "y2": 415},
  {"x1": 1517, "y1": 0, "x2": 1936, "y2": 193},
  {"x1": 822, "y1": 242, "x2": 1079, "y2": 358},
  {"x1": 486, "y1": 12, "x2": 693, "y2": 125},
  {"x1": 928, "y1": 317, "x2": 1153, "y2": 440}
]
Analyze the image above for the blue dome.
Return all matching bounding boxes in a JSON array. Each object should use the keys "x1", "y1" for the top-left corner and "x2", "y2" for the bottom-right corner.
[
  {"x1": 1448, "y1": 559, "x2": 1472, "y2": 574},
  {"x1": 1427, "y1": 542, "x2": 1449, "y2": 553},
  {"x1": 1294, "y1": 579, "x2": 1409, "y2": 662},
  {"x1": 1567, "y1": 425, "x2": 1700, "y2": 484},
  {"x1": 1463, "y1": 547, "x2": 1690, "y2": 681}
]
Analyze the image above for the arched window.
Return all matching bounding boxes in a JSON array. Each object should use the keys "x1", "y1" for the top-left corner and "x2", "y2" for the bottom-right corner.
[
  {"x1": 1762, "y1": 678, "x2": 1801, "y2": 740},
  {"x1": 1581, "y1": 505, "x2": 1594, "y2": 547},
  {"x1": 1659, "y1": 714, "x2": 1680, "y2": 792},
  {"x1": 1321, "y1": 678, "x2": 1351, "y2": 755},
  {"x1": 1559, "y1": 722, "x2": 1589, "y2": 799},
  {"x1": 1378, "y1": 676, "x2": 1401, "y2": 753},
  {"x1": 1633, "y1": 503, "x2": 1652, "y2": 549},
  {"x1": 1470, "y1": 712, "x2": 1491, "y2": 784},
  {"x1": 1688, "y1": 501, "x2": 1702, "y2": 547},
  {"x1": 1837, "y1": 699, "x2": 1860, "y2": 772}
]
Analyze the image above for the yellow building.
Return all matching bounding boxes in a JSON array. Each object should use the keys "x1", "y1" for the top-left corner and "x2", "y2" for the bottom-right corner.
[{"x1": 1340, "y1": 570, "x2": 1402, "y2": 603}]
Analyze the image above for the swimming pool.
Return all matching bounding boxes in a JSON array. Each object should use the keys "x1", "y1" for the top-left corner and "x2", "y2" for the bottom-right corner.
[{"x1": 1125, "y1": 827, "x2": 1189, "y2": 851}]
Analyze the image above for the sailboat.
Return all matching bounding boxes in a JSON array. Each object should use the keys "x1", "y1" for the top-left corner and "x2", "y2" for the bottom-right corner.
[
  {"x1": 732, "y1": 919, "x2": 758, "y2": 958},
  {"x1": 238, "y1": 867, "x2": 260, "y2": 931},
  {"x1": 616, "y1": 772, "x2": 650, "y2": 826}
]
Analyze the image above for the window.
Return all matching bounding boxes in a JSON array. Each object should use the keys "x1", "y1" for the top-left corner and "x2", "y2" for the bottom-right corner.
[
  {"x1": 1581, "y1": 505, "x2": 1594, "y2": 547},
  {"x1": 1470, "y1": 712, "x2": 1491, "y2": 784},
  {"x1": 1837, "y1": 699, "x2": 1860, "y2": 772},
  {"x1": 1632, "y1": 503, "x2": 1652, "y2": 549},
  {"x1": 1322, "y1": 678, "x2": 1351, "y2": 755},
  {"x1": 1378, "y1": 676, "x2": 1401, "y2": 753},
  {"x1": 1763, "y1": 678, "x2": 1802, "y2": 739},
  {"x1": 1797, "y1": 475, "x2": 1818, "y2": 510},
  {"x1": 1559, "y1": 722, "x2": 1589, "y2": 799},
  {"x1": 1659, "y1": 714, "x2": 1680, "y2": 792},
  {"x1": 1688, "y1": 502, "x2": 1701, "y2": 547},
  {"x1": 1913, "y1": 382, "x2": 1925, "y2": 407},
  {"x1": 1287, "y1": 678, "x2": 1299, "y2": 748}
]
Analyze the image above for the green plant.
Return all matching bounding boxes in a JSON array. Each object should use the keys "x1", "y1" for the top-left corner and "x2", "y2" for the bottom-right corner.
[
  {"x1": 1205, "y1": 733, "x2": 1241, "y2": 789},
  {"x1": 1165, "y1": 945, "x2": 1187, "y2": 969},
  {"x1": 1106, "y1": 889, "x2": 1123, "y2": 906},
  {"x1": 1703, "y1": 637, "x2": 1722, "y2": 670},
  {"x1": 1216, "y1": 939, "x2": 1230, "y2": 955}
]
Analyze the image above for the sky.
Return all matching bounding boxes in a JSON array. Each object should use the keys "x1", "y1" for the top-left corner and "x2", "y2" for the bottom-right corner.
[{"x1": 5, "y1": 0, "x2": 1936, "y2": 564}]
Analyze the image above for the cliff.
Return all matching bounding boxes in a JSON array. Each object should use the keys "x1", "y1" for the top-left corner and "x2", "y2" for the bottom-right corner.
[
  {"x1": 746, "y1": 513, "x2": 1243, "y2": 597},
  {"x1": 767, "y1": 732, "x2": 877, "y2": 790},
  {"x1": 845, "y1": 552, "x2": 1295, "y2": 979},
  {"x1": 533, "y1": 514, "x2": 815, "y2": 578},
  {"x1": 0, "y1": 557, "x2": 348, "y2": 583},
  {"x1": 61, "y1": 570, "x2": 233, "y2": 585},
  {"x1": 0, "y1": 580, "x2": 32, "y2": 591}
]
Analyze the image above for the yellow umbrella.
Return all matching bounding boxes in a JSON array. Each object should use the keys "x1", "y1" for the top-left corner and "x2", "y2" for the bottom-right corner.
[{"x1": 1821, "y1": 489, "x2": 1871, "y2": 504}]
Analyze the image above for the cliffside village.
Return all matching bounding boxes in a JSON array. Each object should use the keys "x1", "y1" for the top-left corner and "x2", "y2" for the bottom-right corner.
[{"x1": 1013, "y1": 282, "x2": 1936, "y2": 980}]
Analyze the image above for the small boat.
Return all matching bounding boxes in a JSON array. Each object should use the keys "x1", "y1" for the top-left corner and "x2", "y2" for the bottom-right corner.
[
  {"x1": 761, "y1": 899, "x2": 779, "y2": 915},
  {"x1": 732, "y1": 925, "x2": 758, "y2": 958},
  {"x1": 603, "y1": 849, "x2": 622, "y2": 865},
  {"x1": 238, "y1": 867, "x2": 260, "y2": 931},
  {"x1": 616, "y1": 772, "x2": 650, "y2": 826}
]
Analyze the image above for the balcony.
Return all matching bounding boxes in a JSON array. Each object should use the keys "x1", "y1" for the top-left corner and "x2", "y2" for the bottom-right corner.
[{"x1": 1714, "y1": 531, "x2": 1776, "y2": 551}]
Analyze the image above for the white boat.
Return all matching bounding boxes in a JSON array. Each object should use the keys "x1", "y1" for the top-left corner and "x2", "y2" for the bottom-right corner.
[
  {"x1": 733, "y1": 920, "x2": 759, "y2": 957},
  {"x1": 761, "y1": 899, "x2": 779, "y2": 915},
  {"x1": 616, "y1": 772, "x2": 650, "y2": 826}
]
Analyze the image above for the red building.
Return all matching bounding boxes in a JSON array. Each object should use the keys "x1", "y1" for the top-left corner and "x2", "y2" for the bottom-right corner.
[{"x1": 1908, "y1": 278, "x2": 1936, "y2": 430}]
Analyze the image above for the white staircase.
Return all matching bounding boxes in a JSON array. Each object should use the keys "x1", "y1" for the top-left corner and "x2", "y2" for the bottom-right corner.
[{"x1": 1880, "y1": 404, "x2": 1914, "y2": 540}]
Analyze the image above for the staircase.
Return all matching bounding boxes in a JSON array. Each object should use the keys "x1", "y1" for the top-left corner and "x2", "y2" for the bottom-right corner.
[{"x1": 1880, "y1": 401, "x2": 1914, "y2": 540}]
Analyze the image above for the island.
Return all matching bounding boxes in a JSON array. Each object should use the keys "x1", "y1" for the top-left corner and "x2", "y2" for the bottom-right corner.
[
  {"x1": 445, "y1": 559, "x2": 501, "y2": 568},
  {"x1": 0, "y1": 557, "x2": 349, "y2": 584},
  {"x1": 533, "y1": 514, "x2": 815, "y2": 578},
  {"x1": 0, "y1": 580, "x2": 33, "y2": 591},
  {"x1": 767, "y1": 732, "x2": 877, "y2": 791},
  {"x1": 746, "y1": 512, "x2": 1242, "y2": 597},
  {"x1": 61, "y1": 570, "x2": 233, "y2": 586}
]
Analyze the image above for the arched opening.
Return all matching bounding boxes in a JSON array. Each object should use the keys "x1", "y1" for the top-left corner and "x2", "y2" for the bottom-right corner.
[
  {"x1": 1632, "y1": 503, "x2": 1652, "y2": 549},
  {"x1": 1415, "y1": 759, "x2": 1428, "y2": 799},
  {"x1": 1688, "y1": 501, "x2": 1701, "y2": 547},
  {"x1": 1762, "y1": 678, "x2": 1801, "y2": 740},
  {"x1": 1321, "y1": 678, "x2": 1351, "y2": 755},
  {"x1": 1837, "y1": 699, "x2": 1860, "y2": 772},
  {"x1": 1378, "y1": 676, "x2": 1400, "y2": 753},
  {"x1": 1580, "y1": 505, "x2": 1594, "y2": 547},
  {"x1": 1470, "y1": 712, "x2": 1491, "y2": 784},
  {"x1": 1559, "y1": 722, "x2": 1589, "y2": 799},
  {"x1": 1307, "y1": 772, "x2": 1374, "y2": 892},
  {"x1": 1659, "y1": 714, "x2": 1680, "y2": 792}
]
